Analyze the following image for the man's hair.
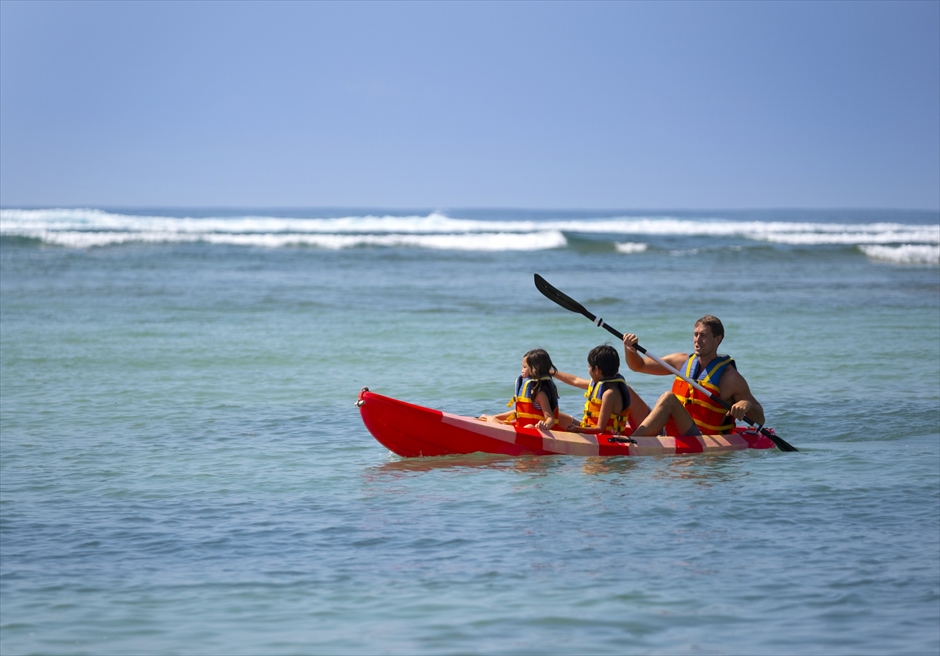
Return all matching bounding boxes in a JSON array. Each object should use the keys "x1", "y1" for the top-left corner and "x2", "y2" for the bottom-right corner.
[{"x1": 695, "y1": 315, "x2": 724, "y2": 339}]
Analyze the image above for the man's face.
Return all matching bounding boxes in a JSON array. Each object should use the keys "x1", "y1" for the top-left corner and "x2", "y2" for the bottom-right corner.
[{"x1": 693, "y1": 324, "x2": 722, "y2": 357}]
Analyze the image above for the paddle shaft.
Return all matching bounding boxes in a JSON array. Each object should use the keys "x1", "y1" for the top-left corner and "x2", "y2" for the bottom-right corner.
[{"x1": 533, "y1": 274, "x2": 797, "y2": 451}]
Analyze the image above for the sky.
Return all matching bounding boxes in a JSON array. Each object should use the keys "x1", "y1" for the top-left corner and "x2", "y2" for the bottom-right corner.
[{"x1": 1, "y1": 0, "x2": 938, "y2": 210}]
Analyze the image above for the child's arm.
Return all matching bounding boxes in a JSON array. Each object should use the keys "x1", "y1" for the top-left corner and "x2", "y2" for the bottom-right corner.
[
  {"x1": 594, "y1": 388, "x2": 623, "y2": 434},
  {"x1": 529, "y1": 390, "x2": 556, "y2": 430},
  {"x1": 554, "y1": 370, "x2": 589, "y2": 389},
  {"x1": 571, "y1": 388, "x2": 625, "y2": 434}
]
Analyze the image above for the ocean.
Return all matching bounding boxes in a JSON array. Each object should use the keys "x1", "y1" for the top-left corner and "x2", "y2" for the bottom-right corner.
[{"x1": 1, "y1": 207, "x2": 938, "y2": 655}]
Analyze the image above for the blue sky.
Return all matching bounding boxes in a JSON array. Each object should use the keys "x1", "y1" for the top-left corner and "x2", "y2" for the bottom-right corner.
[{"x1": 1, "y1": 0, "x2": 938, "y2": 210}]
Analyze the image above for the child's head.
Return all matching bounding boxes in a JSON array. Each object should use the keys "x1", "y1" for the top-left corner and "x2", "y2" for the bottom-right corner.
[
  {"x1": 522, "y1": 348, "x2": 557, "y2": 379},
  {"x1": 587, "y1": 344, "x2": 619, "y2": 378}
]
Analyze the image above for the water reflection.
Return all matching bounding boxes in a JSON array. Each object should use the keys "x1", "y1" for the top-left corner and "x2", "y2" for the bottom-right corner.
[
  {"x1": 371, "y1": 452, "x2": 516, "y2": 473},
  {"x1": 580, "y1": 456, "x2": 641, "y2": 477},
  {"x1": 651, "y1": 454, "x2": 752, "y2": 487},
  {"x1": 362, "y1": 450, "x2": 753, "y2": 487}
]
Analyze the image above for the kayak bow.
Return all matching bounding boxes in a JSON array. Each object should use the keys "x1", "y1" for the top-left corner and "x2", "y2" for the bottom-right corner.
[{"x1": 357, "y1": 388, "x2": 777, "y2": 458}]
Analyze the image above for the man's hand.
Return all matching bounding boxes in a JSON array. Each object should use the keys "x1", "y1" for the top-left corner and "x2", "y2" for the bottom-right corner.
[
  {"x1": 623, "y1": 333, "x2": 639, "y2": 353},
  {"x1": 729, "y1": 400, "x2": 751, "y2": 420}
]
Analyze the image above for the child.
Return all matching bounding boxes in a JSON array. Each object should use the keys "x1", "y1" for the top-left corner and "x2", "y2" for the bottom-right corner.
[
  {"x1": 480, "y1": 348, "x2": 560, "y2": 430},
  {"x1": 554, "y1": 344, "x2": 649, "y2": 434}
]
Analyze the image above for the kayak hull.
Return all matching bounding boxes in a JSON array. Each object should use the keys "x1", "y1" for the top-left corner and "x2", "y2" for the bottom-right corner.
[{"x1": 357, "y1": 389, "x2": 776, "y2": 458}]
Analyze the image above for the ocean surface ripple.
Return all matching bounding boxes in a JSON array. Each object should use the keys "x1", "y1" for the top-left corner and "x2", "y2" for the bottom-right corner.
[{"x1": 2, "y1": 208, "x2": 938, "y2": 655}]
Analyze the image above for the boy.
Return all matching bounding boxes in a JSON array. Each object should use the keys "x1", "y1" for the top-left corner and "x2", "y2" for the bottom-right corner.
[{"x1": 554, "y1": 345, "x2": 649, "y2": 434}]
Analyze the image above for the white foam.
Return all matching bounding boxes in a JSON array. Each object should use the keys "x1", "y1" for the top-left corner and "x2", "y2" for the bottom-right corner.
[
  {"x1": 204, "y1": 230, "x2": 567, "y2": 251},
  {"x1": 12, "y1": 229, "x2": 567, "y2": 251},
  {"x1": 615, "y1": 242, "x2": 648, "y2": 254},
  {"x1": 2, "y1": 208, "x2": 937, "y2": 251},
  {"x1": 11, "y1": 230, "x2": 200, "y2": 248},
  {"x1": 0, "y1": 209, "x2": 538, "y2": 235},
  {"x1": 758, "y1": 228, "x2": 939, "y2": 245},
  {"x1": 859, "y1": 245, "x2": 940, "y2": 266}
]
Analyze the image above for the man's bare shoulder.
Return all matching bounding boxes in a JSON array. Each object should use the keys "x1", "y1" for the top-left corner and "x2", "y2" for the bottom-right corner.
[
  {"x1": 662, "y1": 352, "x2": 690, "y2": 368},
  {"x1": 719, "y1": 364, "x2": 752, "y2": 397}
]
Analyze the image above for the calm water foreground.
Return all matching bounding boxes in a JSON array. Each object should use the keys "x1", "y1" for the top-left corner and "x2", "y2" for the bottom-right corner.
[{"x1": 1, "y1": 208, "x2": 938, "y2": 655}]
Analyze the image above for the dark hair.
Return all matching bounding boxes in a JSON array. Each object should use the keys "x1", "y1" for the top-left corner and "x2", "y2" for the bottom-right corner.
[
  {"x1": 523, "y1": 349, "x2": 558, "y2": 408},
  {"x1": 587, "y1": 344, "x2": 620, "y2": 378},
  {"x1": 695, "y1": 315, "x2": 724, "y2": 339}
]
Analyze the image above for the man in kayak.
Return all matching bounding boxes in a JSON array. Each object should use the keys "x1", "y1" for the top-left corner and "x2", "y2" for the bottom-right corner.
[{"x1": 622, "y1": 315, "x2": 764, "y2": 437}]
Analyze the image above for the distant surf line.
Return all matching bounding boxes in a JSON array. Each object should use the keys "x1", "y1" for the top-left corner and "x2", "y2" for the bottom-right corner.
[{"x1": 1, "y1": 208, "x2": 937, "y2": 263}]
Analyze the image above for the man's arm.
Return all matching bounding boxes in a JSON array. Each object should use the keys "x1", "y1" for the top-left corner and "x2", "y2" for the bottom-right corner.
[
  {"x1": 622, "y1": 334, "x2": 687, "y2": 375},
  {"x1": 722, "y1": 368, "x2": 765, "y2": 425}
]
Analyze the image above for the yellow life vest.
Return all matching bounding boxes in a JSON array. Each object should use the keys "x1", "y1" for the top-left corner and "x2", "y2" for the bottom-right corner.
[
  {"x1": 670, "y1": 355, "x2": 736, "y2": 434},
  {"x1": 506, "y1": 376, "x2": 559, "y2": 427},
  {"x1": 582, "y1": 375, "x2": 631, "y2": 433}
]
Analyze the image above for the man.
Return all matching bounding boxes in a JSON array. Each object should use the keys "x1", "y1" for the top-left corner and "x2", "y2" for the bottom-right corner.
[{"x1": 622, "y1": 315, "x2": 764, "y2": 437}]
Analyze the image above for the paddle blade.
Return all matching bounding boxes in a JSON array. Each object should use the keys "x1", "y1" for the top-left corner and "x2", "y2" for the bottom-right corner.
[
  {"x1": 760, "y1": 427, "x2": 799, "y2": 452},
  {"x1": 534, "y1": 274, "x2": 595, "y2": 320},
  {"x1": 535, "y1": 273, "x2": 624, "y2": 340}
]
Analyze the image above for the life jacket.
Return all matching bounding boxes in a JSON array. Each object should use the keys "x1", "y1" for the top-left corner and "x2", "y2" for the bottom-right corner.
[
  {"x1": 582, "y1": 374, "x2": 631, "y2": 433},
  {"x1": 506, "y1": 375, "x2": 559, "y2": 427},
  {"x1": 670, "y1": 355, "x2": 736, "y2": 434}
]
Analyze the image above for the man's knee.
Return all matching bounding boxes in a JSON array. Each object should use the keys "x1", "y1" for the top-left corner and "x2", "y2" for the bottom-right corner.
[{"x1": 655, "y1": 391, "x2": 679, "y2": 407}]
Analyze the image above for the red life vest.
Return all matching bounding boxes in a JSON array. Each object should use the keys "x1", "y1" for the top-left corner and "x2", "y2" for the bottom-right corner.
[
  {"x1": 669, "y1": 355, "x2": 736, "y2": 434},
  {"x1": 582, "y1": 375, "x2": 631, "y2": 433},
  {"x1": 506, "y1": 376, "x2": 559, "y2": 427}
]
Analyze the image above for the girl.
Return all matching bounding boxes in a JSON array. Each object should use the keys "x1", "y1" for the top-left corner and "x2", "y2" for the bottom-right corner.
[{"x1": 481, "y1": 349, "x2": 560, "y2": 430}]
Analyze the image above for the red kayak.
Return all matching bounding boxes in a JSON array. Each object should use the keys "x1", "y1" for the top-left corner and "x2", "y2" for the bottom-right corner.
[{"x1": 357, "y1": 388, "x2": 777, "y2": 458}]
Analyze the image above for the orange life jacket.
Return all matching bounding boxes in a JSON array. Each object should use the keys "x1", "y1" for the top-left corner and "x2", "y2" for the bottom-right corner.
[
  {"x1": 582, "y1": 375, "x2": 631, "y2": 433},
  {"x1": 670, "y1": 355, "x2": 736, "y2": 434},
  {"x1": 506, "y1": 376, "x2": 559, "y2": 427}
]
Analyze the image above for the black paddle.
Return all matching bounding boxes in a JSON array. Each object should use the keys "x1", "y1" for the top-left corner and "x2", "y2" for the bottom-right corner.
[{"x1": 534, "y1": 273, "x2": 798, "y2": 452}]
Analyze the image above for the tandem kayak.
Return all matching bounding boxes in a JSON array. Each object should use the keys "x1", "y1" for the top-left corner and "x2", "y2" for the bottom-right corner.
[{"x1": 357, "y1": 388, "x2": 778, "y2": 458}]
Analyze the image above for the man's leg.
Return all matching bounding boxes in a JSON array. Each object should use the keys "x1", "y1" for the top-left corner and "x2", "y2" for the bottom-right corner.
[
  {"x1": 626, "y1": 385, "x2": 650, "y2": 430},
  {"x1": 630, "y1": 391, "x2": 699, "y2": 437}
]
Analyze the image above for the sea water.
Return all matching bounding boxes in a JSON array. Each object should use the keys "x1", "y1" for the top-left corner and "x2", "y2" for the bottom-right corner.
[{"x1": 1, "y1": 208, "x2": 938, "y2": 655}]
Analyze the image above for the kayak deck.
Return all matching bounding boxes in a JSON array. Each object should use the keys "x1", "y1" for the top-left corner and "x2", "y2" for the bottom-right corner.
[{"x1": 357, "y1": 388, "x2": 776, "y2": 458}]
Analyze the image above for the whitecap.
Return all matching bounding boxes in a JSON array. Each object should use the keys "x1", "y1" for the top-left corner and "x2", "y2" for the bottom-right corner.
[
  {"x1": 614, "y1": 242, "x2": 648, "y2": 254},
  {"x1": 2, "y1": 208, "x2": 936, "y2": 248},
  {"x1": 858, "y1": 244, "x2": 940, "y2": 266},
  {"x1": 11, "y1": 229, "x2": 568, "y2": 252},
  {"x1": 210, "y1": 230, "x2": 568, "y2": 251}
]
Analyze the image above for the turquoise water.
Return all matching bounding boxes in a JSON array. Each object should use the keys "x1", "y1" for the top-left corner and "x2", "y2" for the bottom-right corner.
[{"x1": 1, "y1": 208, "x2": 938, "y2": 655}]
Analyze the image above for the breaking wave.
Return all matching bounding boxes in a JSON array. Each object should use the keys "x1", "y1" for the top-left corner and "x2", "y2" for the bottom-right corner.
[
  {"x1": 1, "y1": 208, "x2": 937, "y2": 259},
  {"x1": 858, "y1": 244, "x2": 940, "y2": 266}
]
